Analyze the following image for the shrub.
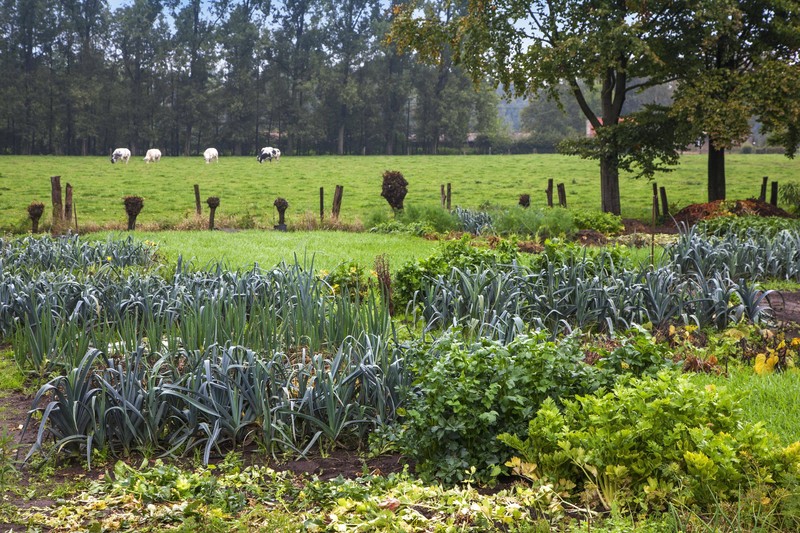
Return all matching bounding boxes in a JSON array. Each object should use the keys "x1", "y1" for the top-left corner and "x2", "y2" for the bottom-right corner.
[
  {"x1": 571, "y1": 210, "x2": 624, "y2": 235},
  {"x1": 380, "y1": 170, "x2": 408, "y2": 212},
  {"x1": 499, "y1": 371, "x2": 800, "y2": 511},
  {"x1": 399, "y1": 332, "x2": 604, "y2": 485}
]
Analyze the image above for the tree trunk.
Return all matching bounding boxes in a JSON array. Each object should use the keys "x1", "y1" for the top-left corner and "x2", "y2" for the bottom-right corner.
[
  {"x1": 600, "y1": 154, "x2": 621, "y2": 215},
  {"x1": 707, "y1": 139, "x2": 726, "y2": 202}
]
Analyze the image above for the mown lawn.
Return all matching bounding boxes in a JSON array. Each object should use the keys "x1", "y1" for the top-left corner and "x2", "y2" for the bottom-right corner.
[
  {"x1": 99, "y1": 229, "x2": 440, "y2": 272},
  {"x1": 1, "y1": 153, "x2": 798, "y2": 232}
]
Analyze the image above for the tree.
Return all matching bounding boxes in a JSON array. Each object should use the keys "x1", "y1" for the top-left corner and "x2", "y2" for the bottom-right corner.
[
  {"x1": 669, "y1": 1, "x2": 800, "y2": 201},
  {"x1": 320, "y1": 0, "x2": 380, "y2": 155},
  {"x1": 268, "y1": 0, "x2": 325, "y2": 155},
  {"x1": 390, "y1": 1, "x2": 696, "y2": 214},
  {"x1": 112, "y1": 0, "x2": 169, "y2": 154},
  {"x1": 168, "y1": 0, "x2": 216, "y2": 155},
  {"x1": 215, "y1": 0, "x2": 269, "y2": 155}
]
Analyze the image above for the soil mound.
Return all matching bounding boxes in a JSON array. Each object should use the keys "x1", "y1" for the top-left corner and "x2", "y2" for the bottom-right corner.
[{"x1": 672, "y1": 199, "x2": 793, "y2": 226}]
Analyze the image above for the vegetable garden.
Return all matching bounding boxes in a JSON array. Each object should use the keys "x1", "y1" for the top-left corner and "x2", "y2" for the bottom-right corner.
[{"x1": 2, "y1": 221, "x2": 800, "y2": 530}]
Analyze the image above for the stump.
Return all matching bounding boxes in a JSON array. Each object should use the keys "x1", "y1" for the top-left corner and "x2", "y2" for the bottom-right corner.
[{"x1": 519, "y1": 194, "x2": 530, "y2": 208}]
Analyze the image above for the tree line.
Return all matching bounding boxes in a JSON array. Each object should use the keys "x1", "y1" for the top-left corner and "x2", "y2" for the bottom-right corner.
[
  {"x1": 392, "y1": 0, "x2": 800, "y2": 212},
  {"x1": 0, "y1": 0, "x2": 507, "y2": 157}
]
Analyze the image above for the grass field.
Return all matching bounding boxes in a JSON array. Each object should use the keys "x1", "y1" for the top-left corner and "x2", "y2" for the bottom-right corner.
[
  {"x1": 98, "y1": 230, "x2": 439, "y2": 272},
  {"x1": 1, "y1": 153, "x2": 799, "y2": 233}
]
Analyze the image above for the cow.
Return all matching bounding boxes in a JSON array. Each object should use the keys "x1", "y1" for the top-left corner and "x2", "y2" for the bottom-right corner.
[
  {"x1": 143, "y1": 148, "x2": 162, "y2": 163},
  {"x1": 110, "y1": 148, "x2": 131, "y2": 164},
  {"x1": 204, "y1": 147, "x2": 219, "y2": 163},
  {"x1": 257, "y1": 146, "x2": 281, "y2": 163}
]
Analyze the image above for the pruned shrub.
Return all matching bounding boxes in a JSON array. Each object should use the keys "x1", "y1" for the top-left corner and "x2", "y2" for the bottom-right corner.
[{"x1": 381, "y1": 170, "x2": 408, "y2": 212}]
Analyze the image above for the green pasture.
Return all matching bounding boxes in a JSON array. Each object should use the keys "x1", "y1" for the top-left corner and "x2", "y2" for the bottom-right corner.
[
  {"x1": 1, "y1": 153, "x2": 799, "y2": 233},
  {"x1": 101, "y1": 230, "x2": 439, "y2": 272}
]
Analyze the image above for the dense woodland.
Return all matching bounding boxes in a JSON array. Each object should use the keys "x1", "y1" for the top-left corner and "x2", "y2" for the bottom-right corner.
[{"x1": 0, "y1": 0, "x2": 512, "y2": 157}]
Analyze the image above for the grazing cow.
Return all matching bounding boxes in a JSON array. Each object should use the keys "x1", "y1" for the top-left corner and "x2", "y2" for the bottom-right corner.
[
  {"x1": 143, "y1": 148, "x2": 162, "y2": 163},
  {"x1": 257, "y1": 146, "x2": 281, "y2": 163},
  {"x1": 110, "y1": 148, "x2": 131, "y2": 164},
  {"x1": 204, "y1": 147, "x2": 219, "y2": 163}
]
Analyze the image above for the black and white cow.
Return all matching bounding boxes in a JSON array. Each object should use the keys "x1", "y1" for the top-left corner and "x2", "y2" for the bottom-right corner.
[
  {"x1": 110, "y1": 148, "x2": 132, "y2": 164},
  {"x1": 257, "y1": 146, "x2": 281, "y2": 163}
]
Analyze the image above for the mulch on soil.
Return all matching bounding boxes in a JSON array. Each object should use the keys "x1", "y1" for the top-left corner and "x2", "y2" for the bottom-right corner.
[{"x1": 671, "y1": 198, "x2": 793, "y2": 226}]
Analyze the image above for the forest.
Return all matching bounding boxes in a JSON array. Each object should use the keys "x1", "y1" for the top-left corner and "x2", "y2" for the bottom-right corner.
[{"x1": 0, "y1": 0, "x2": 510, "y2": 157}]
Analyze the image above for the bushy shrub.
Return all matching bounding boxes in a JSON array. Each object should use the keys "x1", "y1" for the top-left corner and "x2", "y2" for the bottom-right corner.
[
  {"x1": 499, "y1": 371, "x2": 800, "y2": 511},
  {"x1": 399, "y1": 332, "x2": 603, "y2": 485},
  {"x1": 381, "y1": 170, "x2": 408, "y2": 212},
  {"x1": 572, "y1": 210, "x2": 625, "y2": 235}
]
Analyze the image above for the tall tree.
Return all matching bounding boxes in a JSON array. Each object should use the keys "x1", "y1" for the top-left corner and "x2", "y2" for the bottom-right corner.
[
  {"x1": 215, "y1": 0, "x2": 269, "y2": 155},
  {"x1": 320, "y1": 0, "x2": 379, "y2": 154},
  {"x1": 168, "y1": 0, "x2": 216, "y2": 155},
  {"x1": 268, "y1": 0, "x2": 324, "y2": 155},
  {"x1": 669, "y1": 1, "x2": 800, "y2": 201},
  {"x1": 112, "y1": 0, "x2": 169, "y2": 154},
  {"x1": 390, "y1": 1, "x2": 694, "y2": 214}
]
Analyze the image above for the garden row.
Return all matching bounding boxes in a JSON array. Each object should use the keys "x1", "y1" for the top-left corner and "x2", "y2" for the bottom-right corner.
[{"x1": 3, "y1": 226, "x2": 800, "y2": 525}]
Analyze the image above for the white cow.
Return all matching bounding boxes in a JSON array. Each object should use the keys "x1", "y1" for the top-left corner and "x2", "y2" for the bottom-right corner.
[
  {"x1": 257, "y1": 146, "x2": 281, "y2": 163},
  {"x1": 110, "y1": 148, "x2": 131, "y2": 164},
  {"x1": 203, "y1": 147, "x2": 219, "y2": 164},
  {"x1": 143, "y1": 148, "x2": 162, "y2": 163}
]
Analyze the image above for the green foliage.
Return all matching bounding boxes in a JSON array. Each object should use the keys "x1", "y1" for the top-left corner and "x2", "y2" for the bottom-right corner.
[
  {"x1": 393, "y1": 236, "x2": 518, "y2": 308},
  {"x1": 453, "y1": 206, "x2": 494, "y2": 235},
  {"x1": 399, "y1": 333, "x2": 604, "y2": 485},
  {"x1": 499, "y1": 371, "x2": 800, "y2": 511},
  {"x1": 698, "y1": 215, "x2": 800, "y2": 238},
  {"x1": 780, "y1": 182, "x2": 800, "y2": 214},
  {"x1": 571, "y1": 210, "x2": 624, "y2": 235},
  {"x1": 396, "y1": 205, "x2": 459, "y2": 234},
  {"x1": 491, "y1": 206, "x2": 576, "y2": 239}
]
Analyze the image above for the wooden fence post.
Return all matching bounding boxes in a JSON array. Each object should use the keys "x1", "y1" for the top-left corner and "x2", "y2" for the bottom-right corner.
[
  {"x1": 770, "y1": 181, "x2": 779, "y2": 206},
  {"x1": 759, "y1": 176, "x2": 769, "y2": 202},
  {"x1": 194, "y1": 184, "x2": 202, "y2": 215},
  {"x1": 652, "y1": 182, "x2": 660, "y2": 218},
  {"x1": 446, "y1": 183, "x2": 451, "y2": 210},
  {"x1": 64, "y1": 183, "x2": 73, "y2": 228},
  {"x1": 332, "y1": 185, "x2": 344, "y2": 219},
  {"x1": 320, "y1": 187, "x2": 325, "y2": 222},
  {"x1": 557, "y1": 183, "x2": 567, "y2": 207},
  {"x1": 546, "y1": 179, "x2": 554, "y2": 207},
  {"x1": 659, "y1": 186, "x2": 669, "y2": 217},
  {"x1": 51, "y1": 176, "x2": 63, "y2": 225},
  {"x1": 440, "y1": 184, "x2": 446, "y2": 209}
]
